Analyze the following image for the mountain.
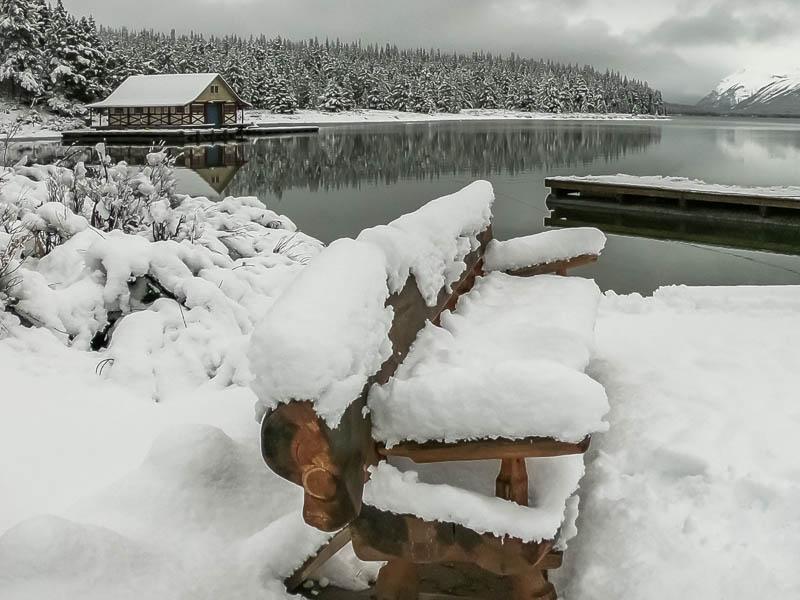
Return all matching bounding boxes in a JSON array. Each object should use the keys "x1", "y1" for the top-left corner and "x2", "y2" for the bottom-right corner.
[{"x1": 697, "y1": 68, "x2": 800, "y2": 116}]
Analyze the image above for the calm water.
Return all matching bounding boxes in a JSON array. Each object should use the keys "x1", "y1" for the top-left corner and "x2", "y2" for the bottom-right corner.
[{"x1": 11, "y1": 116, "x2": 800, "y2": 293}]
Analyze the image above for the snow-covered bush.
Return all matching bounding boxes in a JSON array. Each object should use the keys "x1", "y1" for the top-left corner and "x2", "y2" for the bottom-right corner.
[
  {"x1": 0, "y1": 147, "x2": 324, "y2": 395},
  {"x1": 0, "y1": 206, "x2": 28, "y2": 312}
]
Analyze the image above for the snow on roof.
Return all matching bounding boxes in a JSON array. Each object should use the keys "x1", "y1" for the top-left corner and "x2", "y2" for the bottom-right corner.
[{"x1": 87, "y1": 73, "x2": 251, "y2": 108}]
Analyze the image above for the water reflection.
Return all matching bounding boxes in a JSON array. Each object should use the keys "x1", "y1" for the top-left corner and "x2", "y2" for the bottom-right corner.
[
  {"x1": 225, "y1": 123, "x2": 662, "y2": 199},
  {"x1": 6, "y1": 141, "x2": 248, "y2": 201},
  {"x1": 7, "y1": 118, "x2": 800, "y2": 292},
  {"x1": 546, "y1": 195, "x2": 800, "y2": 257}
]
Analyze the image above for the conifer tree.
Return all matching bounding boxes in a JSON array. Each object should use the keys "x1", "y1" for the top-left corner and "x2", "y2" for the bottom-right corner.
[{"x1": 0, "y1": 0, "x2": 46, "y2": 100}]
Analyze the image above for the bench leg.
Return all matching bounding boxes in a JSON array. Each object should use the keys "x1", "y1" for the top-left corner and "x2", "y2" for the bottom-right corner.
[
  {"x1": 510, "y1": 568, "x2": 557, "y2": 600},
  {"x1": 496, "y1": 458, "x2": 529, "y2": 506},
  {"x1": 374, "y1": 559, "x2": 418, "y2": 600}
]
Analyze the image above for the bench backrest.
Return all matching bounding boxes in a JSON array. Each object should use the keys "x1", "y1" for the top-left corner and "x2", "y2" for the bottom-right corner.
[
  {"x1": 258, "y1": 182, "x2": 494, "y2": 531},
  {"x1": 260, "y1": 226, "x2": 492, "y2": 531}
]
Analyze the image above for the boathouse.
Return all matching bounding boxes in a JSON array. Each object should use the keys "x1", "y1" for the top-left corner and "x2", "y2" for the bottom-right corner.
[{"x1": 86, "y1": 73, "x2": 251, "y2": 129}]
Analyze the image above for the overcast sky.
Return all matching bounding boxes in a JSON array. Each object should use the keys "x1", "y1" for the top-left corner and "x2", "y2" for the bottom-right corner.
[{"x1": 64, "y1": 0, "x2": 800, "y2": 103}]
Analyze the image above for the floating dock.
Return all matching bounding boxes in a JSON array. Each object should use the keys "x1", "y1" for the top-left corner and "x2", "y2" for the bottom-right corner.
[
  {"x1": 61, "y1": 125, "x2": 319, "y2": 144},
  {"x1": 545, "y1": 175, "x2": 800, "y2": 216}
]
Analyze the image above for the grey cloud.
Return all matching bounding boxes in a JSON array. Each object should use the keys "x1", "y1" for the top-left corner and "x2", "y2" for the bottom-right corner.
[{"x1": 649, "y1": 4, "x2": 793, "y2": 46}]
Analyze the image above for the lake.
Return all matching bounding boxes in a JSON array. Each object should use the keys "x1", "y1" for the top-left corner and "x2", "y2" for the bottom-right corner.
[{"x1": 10, "y1": 116, "x2": 800, "y2": 293}]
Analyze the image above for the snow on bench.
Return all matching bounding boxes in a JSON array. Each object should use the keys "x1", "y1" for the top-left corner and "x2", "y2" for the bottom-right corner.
[
  {"x1": 251, "y1": 180, "x2": 494, "y2": 428},
  {"x1": 370, "y1": 273, "x2": 608, "y2": 448},
  {"x1": 363, "y1": 457, "x2": 584, "y2": 545},
  {"x1": 484, "y1": 228, "x2": 607, "y2": 272}
]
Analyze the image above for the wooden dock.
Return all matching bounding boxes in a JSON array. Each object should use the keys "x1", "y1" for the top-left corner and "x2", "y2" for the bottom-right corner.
[
  {"x1": 545, "y1": 176, "x2": 800, "y2": 215},
  {"x1": 61, "y1": 125, "x2": 319, "y2": 144}
]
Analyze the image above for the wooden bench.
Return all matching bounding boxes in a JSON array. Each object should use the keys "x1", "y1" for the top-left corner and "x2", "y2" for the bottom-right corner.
[{"x1": 254, "y1": 182, "x2": 608, "y2": 599}]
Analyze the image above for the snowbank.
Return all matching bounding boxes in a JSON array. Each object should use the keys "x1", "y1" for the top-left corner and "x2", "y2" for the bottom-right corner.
[
  {"x1": 246, "y1": 108, "x2": 669, "y2": 126},
  {"x1": 0, "y1": 156, "x2": 380, "y2": 598},
  {"x1": 1, "y1": 158, "x2": 322, "y2": 399},
  {"x1": 557, "y1": 285, "x2": 800, "y2": 599},
  {"x1": 0, "y1": 101, "x2": 83, "y2": 140},
  {"x1": 549, "y1": 174, "x2": 800, "y2": 198},
  {"x1": 484, "y1": 228, "x2": 607, "y2": 272}
]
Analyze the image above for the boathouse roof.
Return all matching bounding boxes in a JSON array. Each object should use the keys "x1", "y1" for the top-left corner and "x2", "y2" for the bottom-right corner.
[{"x1": 87, "y1": 73, "x2": 251, "y2": 108}]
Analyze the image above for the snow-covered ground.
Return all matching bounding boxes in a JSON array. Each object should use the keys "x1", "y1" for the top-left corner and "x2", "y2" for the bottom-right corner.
[
  {"x1": 246, "y1": 108, "x2": 669, "y2": 126},
  {"x1": 558, "y1": 285, "x2": 800, "y2": 599},
  {"x1": 4, "y1": 281, "x2": 799, "y2": 598},
  {"x1": 0, "y1": 101, "x2": 83, "y2": 141}
]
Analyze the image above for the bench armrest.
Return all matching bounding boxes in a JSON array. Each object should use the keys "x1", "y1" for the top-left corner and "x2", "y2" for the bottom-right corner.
[{"x1": 484, "y1": 228, "x2": 606, "y2": 274}]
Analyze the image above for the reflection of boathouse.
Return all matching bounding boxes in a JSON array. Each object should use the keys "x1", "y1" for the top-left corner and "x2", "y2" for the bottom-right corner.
[
  {"x1": 178, "y1": 144, "x2": 246, "y2": 197},
  {"x1": 105, "y1": 143, "x2": 246, "y2": 200}
]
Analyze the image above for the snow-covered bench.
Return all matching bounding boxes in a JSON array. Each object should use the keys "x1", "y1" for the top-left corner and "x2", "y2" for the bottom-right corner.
[{"x1": 250, "y1": 181, "x2": 608, "y2": 598}]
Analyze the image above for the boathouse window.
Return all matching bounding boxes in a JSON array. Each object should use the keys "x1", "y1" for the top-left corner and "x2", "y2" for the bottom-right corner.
[
  {"x1": 134, "y1": 107, "x2": 143, "y2": 114},
  {"x1": 224, "y1": 103, "x2": 236, "y2": 113},
  {"x1": 191, "y1": 104, "x2": 204, "y2": 114},
  {"x1": 114, "y1": 108, "x2": 123, "y2": 114},
  {"x1": 210, "y1": 84, "x2": 220, "y2": 93},
  {"x1": 175, "y1": 106, "x2": 185, "y2": 114}
]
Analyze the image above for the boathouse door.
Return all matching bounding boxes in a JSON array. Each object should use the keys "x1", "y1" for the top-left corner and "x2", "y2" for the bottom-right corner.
[{"x1": 205, "y1": 102, "x2": 223, "y2": 126}]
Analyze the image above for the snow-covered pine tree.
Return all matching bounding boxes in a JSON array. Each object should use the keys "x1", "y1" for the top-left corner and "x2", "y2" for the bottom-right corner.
[
  {"x1": 435, "y1": 77, "x2": 461, "y2": 113},
  {"x1": 265, "y1": 75, "x2": 298, "y2": 114},
  {"x1": 0, "y1": 0, "x2": 46, "y2": 101},
  {"x1": 476, "y1": 77, "x2": 499, "y2": 109},
  {"x1": 365, "y1": 75, "x2": 390, "y2": 110},
  {"x1": 389, "y1": 77, "x2": 412, "y2": 112},
  {"x1": 317, "y1": 79, "x2": 355, "y2": 112}
]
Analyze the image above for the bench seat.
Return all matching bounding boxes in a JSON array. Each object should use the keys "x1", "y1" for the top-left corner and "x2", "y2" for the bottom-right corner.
[{"x1": 369, "y1": 272, "x2": 609, "y2": 448}]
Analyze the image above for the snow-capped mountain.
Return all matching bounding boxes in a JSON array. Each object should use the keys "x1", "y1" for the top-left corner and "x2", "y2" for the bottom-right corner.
[{"x1": 697, "y1": 67, "x2": 800, "y2": 115}]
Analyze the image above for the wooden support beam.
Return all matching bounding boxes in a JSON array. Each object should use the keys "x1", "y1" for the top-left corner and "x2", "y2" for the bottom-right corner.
[
  {"x1": 377, "y1": 436, "x2": 589, "y2": 463},
  {"x1": 496, "y1": 458, "x2": 529, "y2": 506},
  {"x1": 352, "y1": 506, "x2": 553, "y2": 576},
  {"x1": 505, "y1": 254, "x2": 598, "y2": 278},
  {"x1": 284, "y1": 527, "x2": 352, "y2": 591}
]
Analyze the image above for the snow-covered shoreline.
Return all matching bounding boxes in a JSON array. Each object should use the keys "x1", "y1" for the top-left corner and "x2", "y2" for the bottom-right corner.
[
  {"x1": 2, "y1": 106, "x2": 669, "y2": 144},
  {"x1": 246, "y1": 108, "x2": 670, "y2": 126}
]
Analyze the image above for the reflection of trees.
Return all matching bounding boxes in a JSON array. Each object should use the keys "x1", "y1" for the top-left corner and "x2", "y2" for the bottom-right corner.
[
  {"x1": 226, "y1": 124, "x2": 661, "y2": 198},
  {"x1": 9, "y1": 123, "x2": 660, "y2": 200}
]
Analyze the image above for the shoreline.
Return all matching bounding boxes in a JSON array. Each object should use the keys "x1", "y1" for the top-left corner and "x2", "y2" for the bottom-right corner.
[
  {"x1": 3, "y1": 109, "x2": 669, "y2": 144},
  {"x1": 246, "y1": 108, "x2": 669, "y2": 127}
]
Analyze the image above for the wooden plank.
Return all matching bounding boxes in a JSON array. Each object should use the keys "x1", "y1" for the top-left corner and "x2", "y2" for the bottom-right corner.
[
  {"x1": 285, "y1": 528, "x2": 352, "y2": 592},
  {"x1": 504, "y1": 253, "x2": 597, "y2": 278},
  {"x1": 545, "y1": 177, "x2": 800, "y2": 210},
  {"x1": 352, "y1": 506, "x2": 553, "y2": 576},
  {"x1": 378, "y1": 436, "x2": 590, "y2": 463}
]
